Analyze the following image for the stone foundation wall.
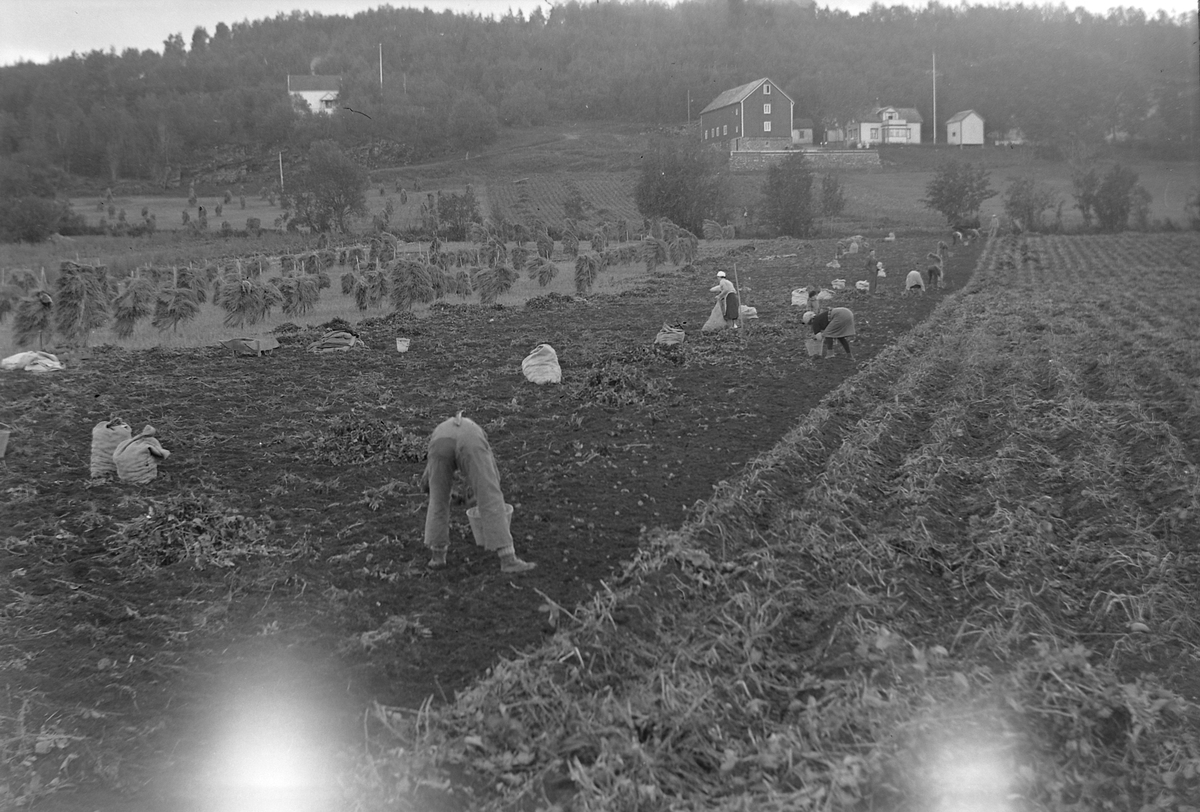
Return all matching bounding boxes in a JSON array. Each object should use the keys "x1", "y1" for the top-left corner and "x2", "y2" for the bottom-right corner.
[
  {"x1": 732, "y1": 136, "x2": 793, "y2": 152},
  {"x1": 730, "y1": 149, "x2": 881, "y2": 172}
]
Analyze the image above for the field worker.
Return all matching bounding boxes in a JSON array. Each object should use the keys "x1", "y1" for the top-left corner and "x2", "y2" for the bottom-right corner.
[
  {"x1": 803, "y1": 307, "x2": 856, "y2": 360},
  {"x1": 905, "y1": 269, "x2": 925, "y2": 294},
  {"x1": 866, "y1": 250, "x2": 880, "y2": 293},
  {"x1": 709, "y1": 270, "x2": 740, "y2": 329},
  {"x1": 420, "y1": 411, "x2": 536, "y2": 574}
]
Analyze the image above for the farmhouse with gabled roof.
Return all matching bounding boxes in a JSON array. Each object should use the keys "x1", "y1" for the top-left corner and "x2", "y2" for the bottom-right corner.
[
  {"x1": 700, "y1": 78, "x2": 794, "y2": 151},
  {"x1": 288, "y1": 75, "x2": 341, "y2": 115},
  {"x1": 847, "y1": 106, "x2": 923, "y2": 145}
]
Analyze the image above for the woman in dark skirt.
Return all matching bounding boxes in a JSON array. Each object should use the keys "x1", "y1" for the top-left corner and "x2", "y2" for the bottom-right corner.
[
  {"x1": 803, "y1": 307, "x2": 856, "y2": 359},
  {"x1": 709, "y1": 270, "x2": 740, "y2": 329}
]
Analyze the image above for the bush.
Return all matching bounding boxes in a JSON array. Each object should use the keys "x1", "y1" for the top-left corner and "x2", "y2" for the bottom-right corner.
[
  {"x1": 761, "y1": 154, "x2": 816, "y2": 238},
  {"x1": 1186, "y1": 189, "x2": 1200, "y2": 231},
  {"x1": 1003, "y1": 177, "x2": 1059, "y2": 233},
  {"x1": 634, "y1": 137, "x2": 728, "y2": 235},
  {"x1": 0, "y1": 197, "x2": 69, "y2": 243},
  {"x1": 922, "y1": 160, "x2": 996, "y2": 227},
  {"x1": 1093, "y1": 164, "x2": 1147, "y2": 233},
  {"x1": 290, "y1": 140, "x2": 369, "y2": 233}
]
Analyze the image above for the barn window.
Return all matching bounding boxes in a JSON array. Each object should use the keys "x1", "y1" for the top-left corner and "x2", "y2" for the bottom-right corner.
[
  {"x1": 763, "y1": 84, "x2": 771, "y2": 95},
  {"x1": 763, "y1": 121, "x2": 772, "y2": 132},
  {"x1": 763, "y1": 103, "x2": 771, "y2": 114},
  {"x1": 723, "y1": 125, "x2": 728, "y2": 135}
]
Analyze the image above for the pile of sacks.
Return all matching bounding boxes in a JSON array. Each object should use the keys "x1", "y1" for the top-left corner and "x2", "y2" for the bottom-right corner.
[{"x1": 91, "y1": 419, "x2": 171, "y2": 484}]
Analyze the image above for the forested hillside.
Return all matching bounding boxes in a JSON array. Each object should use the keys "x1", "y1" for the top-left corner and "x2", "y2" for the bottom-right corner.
[{"x1": 0, "y1": 0, "x2": 1195, "y2": 183}]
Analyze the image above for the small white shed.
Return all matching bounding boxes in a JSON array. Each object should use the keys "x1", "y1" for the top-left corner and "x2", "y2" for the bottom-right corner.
[{"x1": 946, "y1": 110, "x2": 985, "y2": 146}]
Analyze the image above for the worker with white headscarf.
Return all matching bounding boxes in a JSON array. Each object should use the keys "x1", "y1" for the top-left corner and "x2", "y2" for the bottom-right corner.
[
  {"x1": 420, "y1": 411, "x2": 536, "y2": 573},
  {"x1": 708, "y1": 270, "x2": 740, "y2": 329}
]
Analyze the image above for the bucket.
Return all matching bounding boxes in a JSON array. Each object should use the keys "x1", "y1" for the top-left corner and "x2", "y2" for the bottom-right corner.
[
  {"x1": 395, "y1": 337, "x2": 411, "y2": 353},
  {"x1": 466, "y1": 503, "x2": 513, "y2": 547},
  {"x1": 805, "y1": 338, "x2": 824, "y2": 357}
]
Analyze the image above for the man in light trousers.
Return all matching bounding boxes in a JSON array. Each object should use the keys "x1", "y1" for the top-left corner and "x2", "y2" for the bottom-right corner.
[{"x1": 421, "y1": 412, "x2": 536, "y2": 573}]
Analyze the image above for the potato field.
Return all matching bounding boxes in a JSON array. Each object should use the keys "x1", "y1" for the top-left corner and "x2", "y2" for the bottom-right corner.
[{"x1": 2, "y1": 231, "x2": 1198, "y2": 812}]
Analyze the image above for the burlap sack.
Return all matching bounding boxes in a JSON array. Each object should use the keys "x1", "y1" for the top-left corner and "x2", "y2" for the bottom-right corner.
[
  {"x1": 702, "y1": 300, "x2": 727, "y2": 332},
  {"x1": 654, "y1": 323, "x2": 685, "y2": 346},
  {"x1": 521, "y1": 344, "x2": 562, "y2": 384},
  {"x1": 221, "y1": 336, "x2": 280, "y2": 356},
  {"x1": 113, "y1": 425, "x2": 171, "y2": 485},
  {"x1": 90, "y1": 419, "x2": 132, "y2": 478},
  {"x1": 307, "y1": 330, "x2": 363, "y2": 352}
]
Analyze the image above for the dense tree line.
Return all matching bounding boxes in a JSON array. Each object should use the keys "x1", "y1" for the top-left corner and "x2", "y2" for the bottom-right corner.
[{"x1": 0, "y1": 1, "x2": 1195, "y2": 186}]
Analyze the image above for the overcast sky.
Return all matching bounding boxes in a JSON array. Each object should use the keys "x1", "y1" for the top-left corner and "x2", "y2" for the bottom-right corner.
[{"x1": 1, "y1": 0, "x2": 1196, "y2": 66}]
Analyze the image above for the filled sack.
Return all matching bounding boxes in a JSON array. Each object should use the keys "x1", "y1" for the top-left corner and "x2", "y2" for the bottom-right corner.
[
  {"x1": 113, "y1": 425, "x2": 171, "y2": 485},
  {"x1": 221, "y1": 336, "x2": 280, "y2": 356},
  {"x1": 739, "y1": 305, "x2": 758, "y2": 320},
  {"x1": 2, "y1": 351, "x2": 64, "y2": 373},
  {"x1": 702, "y1": 299, "x2": 727, "y2": 332},
  {"x1": 521, "y1": 343, "x2": 562, "y2": 384},
  {"x1": 654, "y1": 323, "x2": 685, "y2": 346},
  {"x1": 307, "y1": 330, "x2": 364, "y2": 352},
  {"x1": 90, "y1": 419, "x2": 132, "y2": 478}
]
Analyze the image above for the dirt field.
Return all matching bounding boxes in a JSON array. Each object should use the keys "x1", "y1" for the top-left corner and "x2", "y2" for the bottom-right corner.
[
  {"x1": 1, "y1": 233, "x2": 973, "y2": 810},
  {"x1": 355, "y1": 231, "x2": 1200, "y2": 812}
]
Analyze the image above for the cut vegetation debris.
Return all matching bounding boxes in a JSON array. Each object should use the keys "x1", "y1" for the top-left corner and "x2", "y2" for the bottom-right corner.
[{"x1": 361, "y1": 234, "x2": 1200, "y2": 811}]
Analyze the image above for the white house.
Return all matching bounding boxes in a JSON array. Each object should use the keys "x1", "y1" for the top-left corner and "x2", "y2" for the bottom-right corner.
[
  {"x1": 946, "y1": 110, "x2": 985, "y2": 146},
  {"x1": 792, "y1": 117, "x2": 815, "y2": 145},
  {"x1": 288, "y1": 75, "x2": 341, "y2": 115},
  {"x1": 846, "y1": 106, "x2": 923, "y2": 146}
]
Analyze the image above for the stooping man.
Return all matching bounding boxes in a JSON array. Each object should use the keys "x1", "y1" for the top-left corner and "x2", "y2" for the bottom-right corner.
[
  {"x1": 420, "y1": 411, "x2": 536, "y2": 574},
  {"x1": 709, "y1": 270, "x2": 740, "y2": 329},
  {"x1": 803, "y1": 306, "x2": 857, "y2": 360}
]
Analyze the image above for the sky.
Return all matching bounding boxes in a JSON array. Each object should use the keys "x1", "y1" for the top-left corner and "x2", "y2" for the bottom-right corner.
[{"x1": 1, "y1": 0, "x2": 1196, "y2": 67}]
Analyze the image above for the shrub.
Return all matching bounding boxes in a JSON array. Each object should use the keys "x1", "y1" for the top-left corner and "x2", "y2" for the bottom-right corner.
[
  {"x1": 1003, "y1": 177, "x2": 1059, "y2": 233},
  {"x1": 761, "y1": 153, "x2": 816, "y2": 238},
  {"x1": 922, "y1": 160, "x2": 996, "y2": 227},
  {"x1": 1093, "y1": 164, "x2": 1147, "y2": 233},
  {"x1": 1186, "y1": 189, "x2": 1200, "y2": 231}
]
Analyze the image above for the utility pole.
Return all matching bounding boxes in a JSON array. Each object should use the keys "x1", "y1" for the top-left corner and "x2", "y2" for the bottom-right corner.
[
  {"x1": 379, "y1": 43, "x2": 383, "y2": 91},
  {"x1": 687, "y1": 89, "x2": 691, "y2": 125},
  {"x1": 932, "y1": 51, "x2": 937, "y2": 145},
  {"x1": 278, "y1": 152, "x2": 284, "y2": 194}
]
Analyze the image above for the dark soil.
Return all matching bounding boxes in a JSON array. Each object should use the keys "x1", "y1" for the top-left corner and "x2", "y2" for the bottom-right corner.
[{"x1": 0, "y1": 234, "x2": 981, "y2": 810}]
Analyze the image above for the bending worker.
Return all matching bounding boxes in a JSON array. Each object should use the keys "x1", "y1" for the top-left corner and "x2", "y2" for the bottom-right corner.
[
  {"x1": 709, "y1": 270, "x2": 740, "y2": 329},
  {"x1": 421, "y1": 411, "x2": 536, "y2": 573},
  {"x1": 803, "y1": 306, "x2": 857, "y2": 360}
]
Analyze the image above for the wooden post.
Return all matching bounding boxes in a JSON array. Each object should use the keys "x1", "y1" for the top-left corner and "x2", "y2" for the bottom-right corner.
[
  {"x1": 732, "y1": 261, "x2": 743, "y2": 333},
  {"x1": 278, "y1": 152, "x2": 285, "y2": 195}
]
